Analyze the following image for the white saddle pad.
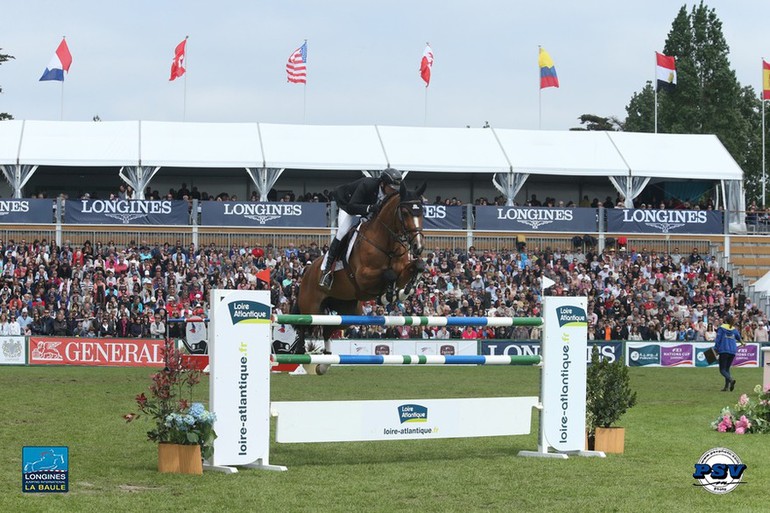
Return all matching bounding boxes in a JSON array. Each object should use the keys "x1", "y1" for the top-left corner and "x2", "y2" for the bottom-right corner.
[{"x1": 321, "y1": 229, "x2": 359, "y2": 272}]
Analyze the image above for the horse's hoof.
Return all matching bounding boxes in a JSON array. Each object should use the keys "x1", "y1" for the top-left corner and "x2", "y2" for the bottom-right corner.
[
  {"x1": 398, "y1": 289, "x2": 408, "y2": 301},
  {"x1": 315, "y1": 364, "x2": 330, "y2": 375}
]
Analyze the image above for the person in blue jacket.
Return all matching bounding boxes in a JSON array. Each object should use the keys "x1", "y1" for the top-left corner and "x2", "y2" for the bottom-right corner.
[{"x1": 713, "y1": 314, "x2": 743, "y2": 392}]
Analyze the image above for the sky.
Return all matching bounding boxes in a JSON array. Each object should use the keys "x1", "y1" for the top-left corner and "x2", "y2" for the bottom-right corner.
[{"x1": 1, "y1": 1, "x2": 769, "y2": 131}]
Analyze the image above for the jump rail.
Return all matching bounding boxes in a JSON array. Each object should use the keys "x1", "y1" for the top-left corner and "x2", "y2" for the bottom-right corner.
[
  {"x1": 273, "y1": 314, "x2": 542, "y2": 327},
  {"x1": 273, "y1": 354, "x2": 541, "y2": 366}
]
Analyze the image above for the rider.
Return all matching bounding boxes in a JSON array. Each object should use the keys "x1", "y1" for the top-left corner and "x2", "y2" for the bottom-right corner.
[{"x1": 319, "y1": 168, "x2": 403, "y2": 288}]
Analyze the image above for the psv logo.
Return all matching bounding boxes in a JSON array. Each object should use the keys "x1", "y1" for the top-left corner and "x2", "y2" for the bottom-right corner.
[{"x1": 692, "y1": 447, "x2": 746, "y2": 494}]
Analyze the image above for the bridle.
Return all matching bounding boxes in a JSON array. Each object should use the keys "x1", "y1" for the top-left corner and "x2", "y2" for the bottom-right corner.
[{"x1": 359, "y1": 192, "x2": 424, "y2": 260}]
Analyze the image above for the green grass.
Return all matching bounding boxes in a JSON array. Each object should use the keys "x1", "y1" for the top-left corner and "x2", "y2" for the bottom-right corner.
[{"x1": 2, "y1": 365, "x2": 769, "y2": 512}]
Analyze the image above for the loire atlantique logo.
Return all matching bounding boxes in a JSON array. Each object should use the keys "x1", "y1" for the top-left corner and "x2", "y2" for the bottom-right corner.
[
  {"x1": 398, "y1": 404, "x2": 428, "y2": 423},
  {"x1": 22, "y1": 446, "x2": 69, "y2": 493},
  {"x1": 228, "y1": 301, "x2": 271, "y2": 325},
  {"x1": 693, "y1": 447, "x2": 747, "y2": 494},
  {"x1": 556, "y1": 306, "x2": 587, "y2": 328}
]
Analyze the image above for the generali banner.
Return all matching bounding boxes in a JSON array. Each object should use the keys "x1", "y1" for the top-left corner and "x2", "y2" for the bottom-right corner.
[
  {"x1": 0, "y1": 199, "x2": 53, "y2": 224},
  {"x1": 200, "y1": 201, "x2": 328, "y2": 227},
  {"x1": 606, "y1": 209, "x2": 723, "y2": 234},
  {"x1": 474, "y1": 206, "x2": 597, "y2": 232},
  {"x1": 64, "y1": 200, "x2": 189, "y2": 225},
  {"x1": 28, "y1": 337, "x2": 165, "y2": 367}
]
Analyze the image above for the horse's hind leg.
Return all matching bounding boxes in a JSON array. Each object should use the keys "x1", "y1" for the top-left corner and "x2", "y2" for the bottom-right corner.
[{"x1": 315, "y1": 300, "x2": 361, "y2": 375}]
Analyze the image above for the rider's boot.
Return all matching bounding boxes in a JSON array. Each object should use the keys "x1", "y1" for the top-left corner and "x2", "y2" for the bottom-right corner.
[{"x1": 319, "y1": 239, "x2": 342, "y2": 289}]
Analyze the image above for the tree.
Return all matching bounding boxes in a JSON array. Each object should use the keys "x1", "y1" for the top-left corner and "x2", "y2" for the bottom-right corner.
[
  {"x1": 571, "y1": 114, "x2": 624, "y2": 131},
  {"x1": 0, "y1": 48, "x2": 14, "y2": 120},
  {"x1": 624, "y1": 2, "x2": 763, "y2": 202}
]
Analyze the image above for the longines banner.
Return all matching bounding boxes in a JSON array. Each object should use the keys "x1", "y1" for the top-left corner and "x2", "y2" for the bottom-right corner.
[
  {"x1": 474, "y1": 206, "x2": 597, "y2": 232},
  {"x1": 422, "y1": 205, "x2": 464, "y2": 230},
  {"x1": 606, "y1": 209, "x2": 723, "y2": 234},
  {"x1": 201, "y1": 201, "x2": 328, "y2": 227},
  {"x1": 64, "y1": 200, "x2": 189, "y2": 225},
  {"x1": 0, "y1": 199, "x2": 52, "y2": 224}
]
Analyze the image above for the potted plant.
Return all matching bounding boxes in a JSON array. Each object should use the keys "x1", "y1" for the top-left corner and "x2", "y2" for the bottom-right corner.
[
  {"x1": 125, "y1": 343, "x2": 216, "y2": 474},
  {"x1": 586, "y1": 346, "x2": 637, "y2": 453}
]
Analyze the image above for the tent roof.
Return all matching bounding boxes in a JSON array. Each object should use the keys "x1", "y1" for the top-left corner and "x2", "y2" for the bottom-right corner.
[
  {"x1": 18, "y1": 120, "x2": 139, "y2": 166},
  {"x1": 607, "y1": 132, "x2": 743, "y2": 180},
  {"x1": 140, "y1": 121, "x2": 262, "y2": 168},
  {"x1": 377, "y1": 126, "x2": 510, "y2": 173},
  {"x1": 0, "y1": 120, "x2": 746, "y2": 182},
  {"x1": 494, "y1": 129, "x2": 629, "y2": 177},
  {"x1": 0, "y1": 120, "x2": 24, "y2": 164},
  {"x1": 260, "y1": 123, "x2": 387, "y2": 171}
]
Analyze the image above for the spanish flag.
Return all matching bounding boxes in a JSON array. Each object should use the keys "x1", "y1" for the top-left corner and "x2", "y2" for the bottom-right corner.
[
  {"x1": 539, "y1": 47, "x2": 559, "y2": 89},
  {"x1": 763, "y1": 60, "x2": 770, "y2": 100}
]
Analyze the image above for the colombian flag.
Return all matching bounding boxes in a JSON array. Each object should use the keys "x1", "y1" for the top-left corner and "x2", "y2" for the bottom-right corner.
[
  {"x1": 763, "y1": 60, "x2": 770, "y2": 100},
  {"x1": 539, "y1": 47, "x2": 559, "y2": 89}
]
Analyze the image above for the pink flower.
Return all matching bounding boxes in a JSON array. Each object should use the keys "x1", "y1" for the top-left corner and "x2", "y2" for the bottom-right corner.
[
  {"x1": 739, "y1": 394, "x2": 749, "y2": 406},
  {"x1": 765, "y1": 384, "x2": 770, "y2": 393},
  {"x1": 717, "y1": 422, "x2": 728, "y2": 432},
  {"x1": 735, "y1": 415, "x2": 752, "y2": 433},
  {"x1": 722, "y1": 414, "x2": 733, "y2": 428}
]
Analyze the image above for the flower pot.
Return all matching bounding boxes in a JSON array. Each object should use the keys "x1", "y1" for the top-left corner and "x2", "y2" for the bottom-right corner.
[
  {"x1": 594, "y1": 427, "x2": 625, "y2": 454},
  {"x1": 158, "y1": 443, "x2": 203, "y2": 475}
]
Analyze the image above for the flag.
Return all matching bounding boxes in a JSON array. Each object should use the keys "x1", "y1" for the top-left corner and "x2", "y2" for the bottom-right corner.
[
  {"x1": 257, "y1": 268, "x2": 271, "y2": 284},
  {"x1": 538, "y1": 47, "x2": 559, "y2": 89},
  {"x1": 420, "y1": 44, "x2": 434, "y2": 86},
  {"x1": 286, "y1": 42, "x2": 307, "y2": 84},
  {"x1": 39, "y1": 38, "x2": 72, "y2": 82},
  {"x1": 763, "y1": 60, "x2": 770, "y2": 100},
  {"x1": 542, "y1": 276, "x2": 556, "y2": 289},
  {"x1": 656, "y1": 52, "x2": 676, "y2": 91},
  {"x1": 169, "y1": 38, "x2": 187, "y2": 81}
]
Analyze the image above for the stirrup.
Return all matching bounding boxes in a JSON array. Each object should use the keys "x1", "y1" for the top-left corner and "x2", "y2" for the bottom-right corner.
[{"x1": 319, "y1": 270, "x2": 334, "y2": 289}]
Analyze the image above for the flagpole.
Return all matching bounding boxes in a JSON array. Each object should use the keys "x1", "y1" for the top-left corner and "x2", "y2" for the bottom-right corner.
[
  {"x1": 654, "y1": 52, "x2": 658, "y2": 134},
  {"x1": 763, "y1": 58, "x2": 766, "y2": 208},
  {"x1": 303, "y1": 39, "x2": 308, "y2": 123},
  {"x1": 60, "y1": 35, "x2": 66, "y2": 121},
  {"x1": 183, "y1": 36, "x2": 188, "y2": 122},
  {"x1": 538, "y1": 46, "x2": 542, "y2": 130}
]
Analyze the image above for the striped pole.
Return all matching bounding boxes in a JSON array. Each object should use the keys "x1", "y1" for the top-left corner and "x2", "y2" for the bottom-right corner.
[
  {"x1": 273, "y1": 354, "x2": 541, "y2": 366},
  {"x1": 273, "y1": 314, "x2": 542, "y2": 328}
]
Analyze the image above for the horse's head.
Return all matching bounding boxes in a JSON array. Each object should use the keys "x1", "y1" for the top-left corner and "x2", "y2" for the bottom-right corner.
[{"x1": 396, "y1": 182, "x2": 426, "y2": 257}]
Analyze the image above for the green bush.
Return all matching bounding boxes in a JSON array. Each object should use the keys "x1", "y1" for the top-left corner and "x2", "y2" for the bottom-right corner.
[{"x1": 586, "y1": 346, "x2": 637, "y2": 436}]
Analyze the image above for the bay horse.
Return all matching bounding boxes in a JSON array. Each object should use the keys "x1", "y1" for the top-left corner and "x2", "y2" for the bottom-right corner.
[{"x1": 293, "y1": 182, "x2": 426, "y2": 372}]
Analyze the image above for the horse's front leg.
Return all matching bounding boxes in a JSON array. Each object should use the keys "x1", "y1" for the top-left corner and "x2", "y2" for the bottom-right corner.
[{"x1": 395, "y1": 259, "x2": 425, "y2": 301}]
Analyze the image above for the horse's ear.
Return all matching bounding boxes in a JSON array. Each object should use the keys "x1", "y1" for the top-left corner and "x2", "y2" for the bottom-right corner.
[
  {"x1": 416, "y1": 182, "x2": 427, "y2": 197},
  {"x1": 399, "y1": 181, "x2": 406, "y2": 198}
]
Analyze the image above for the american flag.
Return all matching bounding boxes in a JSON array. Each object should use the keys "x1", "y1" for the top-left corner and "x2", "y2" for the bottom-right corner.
[{"x1": 286, "y1": 42, "x2": 307, "y2": 84}]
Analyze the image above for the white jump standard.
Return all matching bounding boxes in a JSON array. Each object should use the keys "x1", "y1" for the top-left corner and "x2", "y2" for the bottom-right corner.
[{"x1": 204, "y1": 290, "x2": 602, "y2": 473}]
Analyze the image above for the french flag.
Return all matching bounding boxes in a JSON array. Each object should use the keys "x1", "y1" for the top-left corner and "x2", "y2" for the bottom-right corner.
[{"x1": 40, "y1": 38, "x2": 73, "y2": 82}]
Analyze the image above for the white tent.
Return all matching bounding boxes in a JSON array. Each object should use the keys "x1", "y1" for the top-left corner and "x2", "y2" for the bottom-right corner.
[{"x1": 0, "y1": 120, "x2": 745, "y2": 208}]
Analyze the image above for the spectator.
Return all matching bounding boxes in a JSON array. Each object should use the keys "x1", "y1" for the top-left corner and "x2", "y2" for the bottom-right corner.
[{"x1": 52, "y1": 310, "x2": 68, "y2": 336}]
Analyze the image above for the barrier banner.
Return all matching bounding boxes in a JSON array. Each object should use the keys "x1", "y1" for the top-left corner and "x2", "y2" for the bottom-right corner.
[
  {"x1": 627, "y1": 342, "x2": 760, "y2": 368},
  {"x1": 0, "y1": 199, "x2": 53, "y2": 224},
  {"x1": 541, "y1": 296, "x2": 588, "y2": 452},
  {"x1": 422, "y1": 205, "x2": 464, "y2": 230},
  {"x1": 201, "y1": 202, "x2": 327, "y2": 227},
  {"x1": 474, "y1": 206, "x2": 597, "y2": 232},
  {"x1": 480, "y1": 340, "x2": 622, "y2": 364},
  {"x1": 28, "y1": 337, "x2": 164, "y2": 367},
  {"x1": 330, "y1": 339, "x2": 477, "y2": 356},
  {"x1": 606, "y1": 209, "x2": 723, "y2": 234},
  {"x1": 0, "y1": 336, "x2": 25, "y2": 365},
  {"x1": 64, "y1": 200, "x2": 189, "y2": 225},
  {"x1": 208, "y1": 289, "x2": 275, "y2": 469}
]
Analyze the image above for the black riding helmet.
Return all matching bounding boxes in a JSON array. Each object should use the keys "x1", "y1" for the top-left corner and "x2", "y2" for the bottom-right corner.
[{"x1": 379, "y1": 168, "x2": 402, "y2": 187}]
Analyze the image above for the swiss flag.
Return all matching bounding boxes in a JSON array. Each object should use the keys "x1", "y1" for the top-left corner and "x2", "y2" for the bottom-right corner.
[
  {"x1": 169, "y1": 38, "x2": 187, "y2": 81},
  {"x1": 420, "y1": 44, "x2": 433, "y2": 86}
]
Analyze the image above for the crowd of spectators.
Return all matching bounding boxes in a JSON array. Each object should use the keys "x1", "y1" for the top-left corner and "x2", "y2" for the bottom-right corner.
[{"x1": 1, "y1": 233, "x2": 765, "y2": 344}]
